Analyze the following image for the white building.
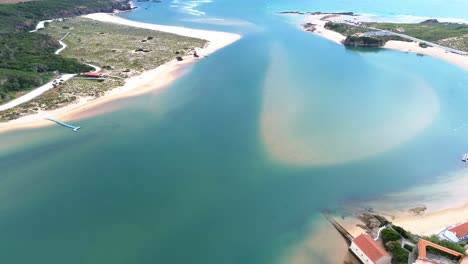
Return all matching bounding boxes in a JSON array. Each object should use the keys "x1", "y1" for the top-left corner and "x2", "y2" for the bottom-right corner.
[
  {"x1": 444, "y1": 222, "x2": 468, "y2": 242},
  {"x1": 350, "y1": 234, "x2": 392, "y2": 264}
]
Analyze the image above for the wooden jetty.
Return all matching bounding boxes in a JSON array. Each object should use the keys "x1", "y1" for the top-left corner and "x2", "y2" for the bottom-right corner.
[{"x1": 322, "y1": 212, "x2": 354, "y2": 245}]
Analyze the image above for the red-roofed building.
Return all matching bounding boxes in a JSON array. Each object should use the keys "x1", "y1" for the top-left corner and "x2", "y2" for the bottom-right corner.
[
  {"x1": 84, "y1": 72, "x2": 103, "y2": 78},
  {"x1": 414, "y1": 238, "x2": 465, "y2": 264},
  {"x1": 444, "y1": 222, "x2": 468, "y2": 242},
  {"x1": 350, "y1": 234, "x2": 391, "y2": 264}
]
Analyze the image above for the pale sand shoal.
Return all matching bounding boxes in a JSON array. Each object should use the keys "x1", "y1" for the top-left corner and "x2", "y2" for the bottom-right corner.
[
  {"x1": 303, "y1": 14, "x2": 468, "y2": 71},
  {"x1": 384, "y1": 40, "x2": 468, "y2": 70},
  {"x1": 0, "y1": 13, "x2": 241, "y2": 134}
]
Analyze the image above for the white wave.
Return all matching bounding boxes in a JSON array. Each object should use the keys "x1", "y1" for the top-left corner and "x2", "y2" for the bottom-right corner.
[
  {"x1": 171, "y1": 0, "x2": 212, "y2": 16},
  {"x1": 181, "y1": 17, "x2": 254, "y2": 26}
]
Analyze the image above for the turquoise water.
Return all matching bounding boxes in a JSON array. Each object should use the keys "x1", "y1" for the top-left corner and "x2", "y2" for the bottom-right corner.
[{"x1": 1, "y1": 1, "x2": 468, "y2": 263}]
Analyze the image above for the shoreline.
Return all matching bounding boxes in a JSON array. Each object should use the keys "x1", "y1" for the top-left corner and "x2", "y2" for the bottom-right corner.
[
  {"x1": 339, "y1": 167, "x2": 468, "y2": 238},
  {"x1": 0, "y1": 13, "x2": 241, "y2": 134},
  {"x1": 300, "y1": 14, "x2": 468, "y2": 71}
]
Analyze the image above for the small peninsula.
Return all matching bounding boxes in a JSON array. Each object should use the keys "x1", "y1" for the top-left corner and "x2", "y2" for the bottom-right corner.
[{"x1": 283, "y1": 12, "x2": 468, "y2": 70}]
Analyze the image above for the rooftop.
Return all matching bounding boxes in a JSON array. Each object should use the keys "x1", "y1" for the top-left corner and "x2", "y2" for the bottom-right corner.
[
  {"x1": 353, "y1": 233, "x2": 390, "y2": 263},
  {"x1": 448, "y1": 222, "x2": 468, "y2": 239}
]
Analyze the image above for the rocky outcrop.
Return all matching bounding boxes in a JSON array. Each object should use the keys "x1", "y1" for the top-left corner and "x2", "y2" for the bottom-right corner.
[
  {"x1": 342, "y1": 35, "x2": 385, "y2": 47},
  {"x1": 303, "y1": 22, "x2": 316, "y2": 32},
  {"x1": 420, "y1": 19, "x2": 439, "y2": 24},
  {"x1": 279, "y1": 11, "x2": 305, "y2": 15},
  {"x1": 310, "y1": 11, "x2": 354, "y2": 16},
  {"x1": 357, "y1": 213, "x2": 391, "y2": 237}
]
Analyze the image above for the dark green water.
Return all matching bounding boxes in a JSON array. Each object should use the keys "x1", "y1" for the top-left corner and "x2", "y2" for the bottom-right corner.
[{"x1": 1, "y1": 1, "x2": 468, "y2": 263}]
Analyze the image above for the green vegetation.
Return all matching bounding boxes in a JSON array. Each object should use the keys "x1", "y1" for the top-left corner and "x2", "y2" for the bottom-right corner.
[
  {"x1": 0, "y1": 17, "x2": 206, "y2": 121},
  {"x1": 324, "y1": 22, "x2": 369, "y2": 35},
  {"x1": 0, "y1": 0, "x2": 130, "y2": 103},
  {"x1": 380, "y1": 228, "x2": 409, "y2": 264},
  {"x1": 385, "y1": 241, "x2": 409, "y2": 264},
  {"x1": 392, "y1": 225, "x2": 410, "y2": 239},
  {"x1": 382, "y1": 228, "x2": 401, "y2": 243},
  {"x1": 403, "y1": 244, "x2": 414, "y2": 252},
  {"x1": 0, "y1": 0, "x2": 130, "y2": 33},
  {"x1": 366, "y1": 22, "x2": 468, "y2": 51},
  {"x1": 41, "y1": 17, "x2": 205, "y2": 73}
]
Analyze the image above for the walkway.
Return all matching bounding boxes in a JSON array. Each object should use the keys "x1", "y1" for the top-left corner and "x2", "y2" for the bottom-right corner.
[
  {"x1": 0, "y1": 74, "x2": 76, "y2": 111},
  {"x1": 322, "y1": 212, "x2": 354, "y2": 244}
]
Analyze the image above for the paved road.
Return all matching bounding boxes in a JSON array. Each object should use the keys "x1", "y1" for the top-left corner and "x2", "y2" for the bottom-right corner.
[
  {"x1": 0, "y1": 74, "x2": 76, "y2": 111},
  {"x1": 0, "y1": 26, "x2": 101, "y2": 111}
]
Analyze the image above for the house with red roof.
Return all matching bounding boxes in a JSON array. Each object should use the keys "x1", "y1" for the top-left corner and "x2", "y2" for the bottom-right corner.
[
  {"x1": 350, "y1": 234, "x2": 391, "y2": 264},
  {"x1": 414, "y1": 238, "x2": 465, "y2": 264},
  {"x1": 444, "y1": 222, "x2": 468, "y2": 242},
  {"x1": 83, "y1": 72, "x2": 104, "y2": 78}
]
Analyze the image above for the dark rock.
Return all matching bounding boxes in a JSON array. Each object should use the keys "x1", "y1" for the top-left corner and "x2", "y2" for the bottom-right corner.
[
  {"x1": 420, "y1": 19, "x2": 439, "y2": 24},
  {"x1": 310, "y1": 11, "x2": 354, "y2": 16},
  {"x1": 176, "y1": 56, "x2": 183, "y2": 61},
  {"x1": 303, "y1": 22, "x2": 316, "y2": 32},
  {"x1": 147, "y1": 36, "x2": 154, "y2": 40},
  {"x1": 343, "y1": 35, "x2": 384, "y2": 47},
  {"x1": 279, "y1": 11, "x2": 305, "y2": 15},
  {"x1": 419, "y1": 42, "x2": 429, "y2": 48}
]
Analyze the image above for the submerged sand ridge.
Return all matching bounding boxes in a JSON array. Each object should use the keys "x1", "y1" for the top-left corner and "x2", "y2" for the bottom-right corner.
[{"x1": 260, "y1": 44, "x2": 440, "y2": 166}]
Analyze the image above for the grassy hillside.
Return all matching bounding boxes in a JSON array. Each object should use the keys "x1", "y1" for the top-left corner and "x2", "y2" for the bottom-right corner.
[
  {"x1": 0, "y1": 0, "x2": 131, "y2": 103},
  {"x1": 366, "y1": 22, "x2": 468, "y2": 51}
]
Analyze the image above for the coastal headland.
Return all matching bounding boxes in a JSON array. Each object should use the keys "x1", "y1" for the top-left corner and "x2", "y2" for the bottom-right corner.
[
  {"x1": 0, "y1": 12, "x2": 241, "y2": 133},
  {"x1": 282, "y1": 12, "x2": 468, "y2": 70}
]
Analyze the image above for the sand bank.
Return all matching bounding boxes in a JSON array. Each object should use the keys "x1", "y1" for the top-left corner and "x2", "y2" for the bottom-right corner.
[
  {"x1": 301, "y1": 14, "x2": 468, "y2": 71},
  {"x1": 0, "y1": 13, "x2": 241, "y2": 134},
  {"x1": 339, "y1": 167, "x2": 468, "y2": 237},
  {"x1": 384, "y1": 41, "x2": 468, "y2": 70}
]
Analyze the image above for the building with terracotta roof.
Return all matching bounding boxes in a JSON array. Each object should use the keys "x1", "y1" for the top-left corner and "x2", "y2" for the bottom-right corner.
[
  {"x1": 83, "y1": 72, "x2": 103, "y2": 78},
  {"x1": 350, "y1": 234, "x2": 391, "y2": 264},
  {"x1": 413, "y1": 238, "x2": 465, "y2": 264},
  {"x1": 444, "y1": 222, "x2": 468, "y2": 242}
]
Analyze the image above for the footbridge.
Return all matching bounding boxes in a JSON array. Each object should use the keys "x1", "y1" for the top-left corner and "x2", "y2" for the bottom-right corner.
[{"x1": 45, "y1": 118, "x2": 80, "y2": 131}]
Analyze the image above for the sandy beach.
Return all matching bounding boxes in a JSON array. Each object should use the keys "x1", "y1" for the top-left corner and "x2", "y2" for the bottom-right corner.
[
  {"x1": 337, "y1": 167, "x2": 468, "y2": 238},
  {"x1": 302, "y1": 14, "x2": 468, "y2": 71},
  {"x1": 0, "y1": 13, "x2": 241, "y2": 134}
]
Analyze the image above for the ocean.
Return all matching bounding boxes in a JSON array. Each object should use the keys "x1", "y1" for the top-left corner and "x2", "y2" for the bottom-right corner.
[{"x1": 0, "y1": 0, "x2": 467, "y2": 263}]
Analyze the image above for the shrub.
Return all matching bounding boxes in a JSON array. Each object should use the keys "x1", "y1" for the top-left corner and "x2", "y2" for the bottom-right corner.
[
  {"x1": 404, "y1": 244, "x2": 414, "y2": 252},
  {"x1": 392, "y1": 225, "x2": 409, "y2": 239},
  {"x1": 382, "y1": 228, "x2": 401, "y2": 244},
  {"x1": 385, "y1": 241, "x2": 409, "y2": 264}
]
